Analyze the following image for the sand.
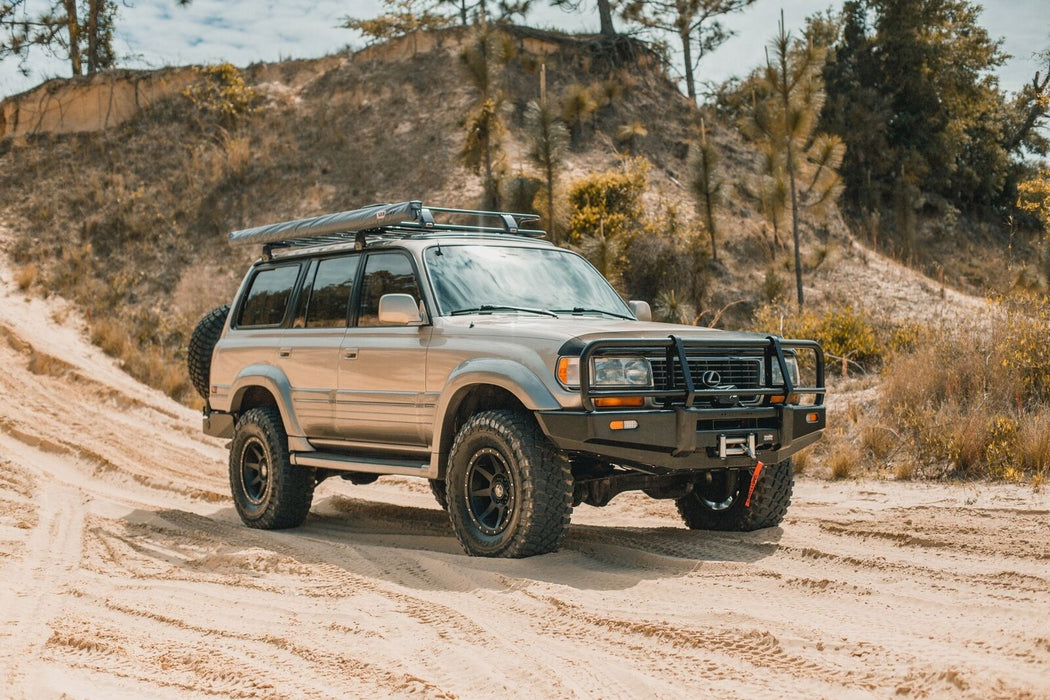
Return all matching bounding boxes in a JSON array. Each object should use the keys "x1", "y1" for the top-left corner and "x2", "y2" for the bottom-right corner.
[{"x1": 0, "y1": 247, "x2": 1047, "y2": 698}]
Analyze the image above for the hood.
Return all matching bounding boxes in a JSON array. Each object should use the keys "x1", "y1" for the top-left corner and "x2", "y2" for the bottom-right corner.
[{"x1": 435, "y1": 314, "x2": 767, "y2": 349}]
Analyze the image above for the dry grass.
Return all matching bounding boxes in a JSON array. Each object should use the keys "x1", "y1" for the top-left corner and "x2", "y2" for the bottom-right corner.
[
  {"x1": 792, "y1": 447, "x2": 811, "y2": 475},
  {"x1": 1017, "y1": 413, "x2": 1050, "y2": 475},
  {"x1": 90, "y1": 318, "x2": 129, "y2": 359},
  {"x1": 88, "y1": 317, "x2": 193, "y2": 404},
  {"x1": 16, "y1": 263, "x2": 37, "y2": 291},
  {"x1": 894, "y1": 461, "x2": 916, "y2": 481},
  {"x1": 829, "y1": 444, "x2": 859, "y2": 480},
  {"x1": 27, "y1": 350, "x2": 73, "y2": 377},
  {"x1": 880, "y1": 296, "x2": 1050, "y2": 479},
  {"x1": 861, "y1": 425, "x2": 898, "y2": 460}
]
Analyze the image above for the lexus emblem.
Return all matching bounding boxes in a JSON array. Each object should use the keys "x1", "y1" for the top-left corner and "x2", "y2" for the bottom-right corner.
[{"x1": 701, "y1": 370, "x2": 722, "y2": 387}]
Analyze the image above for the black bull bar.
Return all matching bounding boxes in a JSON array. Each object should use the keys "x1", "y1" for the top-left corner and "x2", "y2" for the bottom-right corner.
[{"x1": 536, "y1": 335, "x2": 827, "y2": 471}]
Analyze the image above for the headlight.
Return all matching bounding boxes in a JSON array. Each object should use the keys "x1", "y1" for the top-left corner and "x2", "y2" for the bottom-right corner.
[
  {"x1": 557, "y1": 356, "x2": 653, "y2": 388},
  {"x1": 770, "y1": 354, "x2": 800, "y2": 386}
]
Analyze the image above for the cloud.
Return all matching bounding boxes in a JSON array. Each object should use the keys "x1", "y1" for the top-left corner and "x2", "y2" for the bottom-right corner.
[{"x1": 0, "y1": 0, "x2": 1045, "y2": 100}]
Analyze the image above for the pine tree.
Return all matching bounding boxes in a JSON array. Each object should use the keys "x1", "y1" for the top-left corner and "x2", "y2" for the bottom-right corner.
[
  {"x1": 2, "y1": 1, "x2": 189, "y2": 77},
  {"x1": 621, "y1": 0, "x2": 755, "y2": 102},
  {"x1": 342, "y1": 0, "x2": 454, "y2": 47},
  {"x1": 525, "y1": 65, "x2": 570, "y2": 243},
  {"x1": 688, "y1": 119, "x2": 724, "y2": 261},
  {"x1": 460, "y1": 18, "x2": 514, "y2": 208},
  {"x1": 820, "y1": 0, "x2": 1046, "y2": 213},
  {"x1": 551, "y1": 0, "x2": 617, "y2": 36},
  {"x1": 742, "y1": 14, "x2": 843, "y2": 309}
]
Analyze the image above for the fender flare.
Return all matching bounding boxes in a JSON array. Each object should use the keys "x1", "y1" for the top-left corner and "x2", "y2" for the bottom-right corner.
[
  {"x1": 229, "y1": 364, "x2": 306, "y2": 438},
  {"x1": 430, "y1": 358, "x2": 561, "y2": 474}
]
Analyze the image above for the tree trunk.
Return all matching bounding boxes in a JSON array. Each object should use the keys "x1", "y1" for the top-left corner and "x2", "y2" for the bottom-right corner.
[
  {"x1": 680, "y1": 29, "x2": 696, "y2": 103},
  {"x1": 546, "y1": 160, "x2": 556, "y2": 245},
  {"x1": 61, "y1": 0, "x2": 82, "y2": 76},
  {"x1": 787, "y1": 140, "x2": 803, "y2": 309},
  {"x1": 777, "y1": 22, "x2": 803, "y2": 309},
  {"x1": 86, "y1": 0, "x2": 99, "y2": 74},
  {"x1": 597, "y1": 0, "x2": 615, "y2": 36}
]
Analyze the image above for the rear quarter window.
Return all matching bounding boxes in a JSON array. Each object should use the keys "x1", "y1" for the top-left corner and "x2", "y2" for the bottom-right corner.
[{"x1": 237, "y1": 264, "x2": 301, "y2": 328}]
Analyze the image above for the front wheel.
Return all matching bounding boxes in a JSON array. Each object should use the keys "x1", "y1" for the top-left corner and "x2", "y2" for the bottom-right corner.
[
  {"x1": 446, "y1": 410, "x2": 573, "y2": 557},
  {"x1": 676, "y1": 460, "x2": 793, "y2": 531},
  {"x1": 229, "y1": 407, "x2": 315, "y2": 529}
]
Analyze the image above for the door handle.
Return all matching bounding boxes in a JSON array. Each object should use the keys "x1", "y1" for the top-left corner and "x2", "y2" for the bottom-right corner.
[
  {"x1": 279, "y1": 347, "x2": 291, "y2": 357},
  {"x1": 343, "y1": 348, "x2": 359, "y2": 360}
]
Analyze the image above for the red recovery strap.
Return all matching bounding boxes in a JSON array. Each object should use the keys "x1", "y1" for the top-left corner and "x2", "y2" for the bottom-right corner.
[{"x1": 744, "y1": 461, "x2": 765, "y2": 508}]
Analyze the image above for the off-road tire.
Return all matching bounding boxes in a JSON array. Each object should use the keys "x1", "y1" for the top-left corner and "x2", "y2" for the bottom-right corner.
[
  {"x1": 676, "y1": 460, "x2": 793, "y2": 532},
  {"x1": 188, "y1": 304, "x2": 230, "y2": 400},
  {"x1": 428, "y1": 479, "x2": 448, "y2": 511},
  {"x1": 229, "y1": 407, "x2": 315, "y2": 529},
  {"x1": 446, "y1": 410, "x2": 573, "y2": 557}
]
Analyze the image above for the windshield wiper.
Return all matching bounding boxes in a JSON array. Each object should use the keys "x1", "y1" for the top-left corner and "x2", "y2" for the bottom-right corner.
[
  {"x1": 450, "y1": 304, "x2": 559, "y2": 318},
  {"x1": 551, "y1": 307, "x2": 634, "y2": 320}
]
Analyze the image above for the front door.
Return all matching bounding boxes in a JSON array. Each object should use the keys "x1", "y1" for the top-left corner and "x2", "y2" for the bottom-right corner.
[{"x1": 336, "y1": 251, "x2": 430, "y2": 446}]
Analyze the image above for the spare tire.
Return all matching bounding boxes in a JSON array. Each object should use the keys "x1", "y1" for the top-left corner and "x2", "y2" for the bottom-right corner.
[{"x1": 187, "y1": 304, "x2": 230, "y2": 400}]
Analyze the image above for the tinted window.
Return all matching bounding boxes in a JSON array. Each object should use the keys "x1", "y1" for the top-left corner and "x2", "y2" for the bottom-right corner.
[
  {"x1": 238, "y1": 264, "x2": 300, "y2": 327},
  {"x1": 306, "y1": 256, "x2": 359, "y2": 328},
  {"x1": 357, "y1": 253, "x2": 420, "y2": 327}
]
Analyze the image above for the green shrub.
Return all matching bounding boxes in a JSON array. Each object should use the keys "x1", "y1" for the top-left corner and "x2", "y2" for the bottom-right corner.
[
  {"x1": 183, "y1": 63, "x2": 260, "y2": 128},
  {"x1": 754, "y1": 304, "x2": 886, "y2": 374}
]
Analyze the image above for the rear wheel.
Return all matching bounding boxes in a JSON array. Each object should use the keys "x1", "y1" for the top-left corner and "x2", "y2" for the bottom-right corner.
[
  {"x1": 229, "y1": 407, "x2": 315, "y2": 529},
  {"x1": 446, "y1": 410, "x2": 573, "y2": 557},
  {"x1": 676, "y1": 460, "x2": 793, "y2": 531}
]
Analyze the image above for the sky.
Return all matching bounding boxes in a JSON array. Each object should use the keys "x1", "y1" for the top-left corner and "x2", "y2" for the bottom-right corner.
[{"x1": 1, "y1": 0, "x2": 1047, "y2": 100}]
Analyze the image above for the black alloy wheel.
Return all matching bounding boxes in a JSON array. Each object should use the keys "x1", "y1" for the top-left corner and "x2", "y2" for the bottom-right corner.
[
  {"x1": 238, "y1": 437, "x2": 271, "y2": 506},
  {"x1": 465, "y1": 447, "x2": 516, "y2": 536}
]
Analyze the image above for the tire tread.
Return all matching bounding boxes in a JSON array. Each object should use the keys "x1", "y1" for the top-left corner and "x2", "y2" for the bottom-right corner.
[
  {"x1": 229, "y1": 407, "x2": 314, "y2": 529},
  {"x1": 188, "y1": 304, "x2": 230, "y2": 400},
  {"x1": 447, "y1": 410, "x2": 573, "y2": 557},
  {"x1": 676, "y1": 460, "x2": 793, "y2": 531}
]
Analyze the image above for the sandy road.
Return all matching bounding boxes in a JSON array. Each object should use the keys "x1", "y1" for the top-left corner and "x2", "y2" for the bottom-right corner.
[{"x1": 0, "y1": 262, "x2": 1048, "y2": 698}]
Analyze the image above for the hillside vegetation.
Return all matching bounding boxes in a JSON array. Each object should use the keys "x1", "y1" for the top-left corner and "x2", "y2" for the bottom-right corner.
[{"x1": 0, "y1": 24, "x2": 1047, "y2": 484}]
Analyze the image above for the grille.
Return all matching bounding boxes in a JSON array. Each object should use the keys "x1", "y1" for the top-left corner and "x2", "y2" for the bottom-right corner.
[{"x1": 649, "y1": 356, "x2": 763, "y2": 405}]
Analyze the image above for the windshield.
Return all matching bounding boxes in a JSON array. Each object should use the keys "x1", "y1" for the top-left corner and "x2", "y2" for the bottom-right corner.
[{"x1": 424, "y1": 245, "x2": 632, "y2": 318}]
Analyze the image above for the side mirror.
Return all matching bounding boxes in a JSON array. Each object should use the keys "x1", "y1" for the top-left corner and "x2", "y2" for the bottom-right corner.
[
  {"x1": 628, "y1": 300, "x2": 652, "y2": 322},
  {"x1": 378, "y1": 294, "x2": 423, "y2": 325}
]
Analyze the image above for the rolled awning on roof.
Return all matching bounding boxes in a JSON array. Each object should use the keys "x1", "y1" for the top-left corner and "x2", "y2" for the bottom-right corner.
[{"x1": 228, "y1": 201, "x2": 422, "y2": 246}]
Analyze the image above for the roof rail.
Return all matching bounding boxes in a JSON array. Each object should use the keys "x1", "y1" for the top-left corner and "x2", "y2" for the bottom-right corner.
[{"x1": 228, "y1": 201, "x2": 546, "y2": 255}]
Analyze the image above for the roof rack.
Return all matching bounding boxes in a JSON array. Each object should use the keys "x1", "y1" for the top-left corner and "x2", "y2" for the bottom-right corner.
[{"x1": 228, "y1": 201, "x2": 546, "y2": 257}]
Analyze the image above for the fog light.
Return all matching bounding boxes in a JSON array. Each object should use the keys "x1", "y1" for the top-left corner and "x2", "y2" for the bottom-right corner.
[
  {"x1": 609, "y1": 420, "x2": 638, "y2": 431},
  {"x1": 806, "y1": 412, "x2": 820, "y2": 424}
]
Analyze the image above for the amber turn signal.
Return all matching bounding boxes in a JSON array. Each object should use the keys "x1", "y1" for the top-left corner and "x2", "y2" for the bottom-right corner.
[{"x1": 594, "y1": 397, "x2": 645, "y2": 408}]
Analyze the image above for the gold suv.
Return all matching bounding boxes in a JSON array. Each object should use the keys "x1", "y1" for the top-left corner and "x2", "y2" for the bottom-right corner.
[{"x1": 189, "y1": 202, "x2": 826, "y2": 557}]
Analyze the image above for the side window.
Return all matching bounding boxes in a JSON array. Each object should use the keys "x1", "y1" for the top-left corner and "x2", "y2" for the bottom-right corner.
[
  {"x1": 305, "y1": 255, "x2": 359, "y2": 328},
  {"x1": 237, "y1": 264, "x2": 301, "y2": 328},
  {"x1": 357, "y1": 253, "x2": 421, "y2": 328}
]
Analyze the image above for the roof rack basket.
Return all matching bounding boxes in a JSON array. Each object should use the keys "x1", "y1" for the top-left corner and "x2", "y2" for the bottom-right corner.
[{"x1": 228, "y1": 201, "x2": 546, "y2": 257}]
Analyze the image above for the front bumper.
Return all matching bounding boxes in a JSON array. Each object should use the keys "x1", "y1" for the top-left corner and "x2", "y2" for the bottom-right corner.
[{"x1": 535, "y1": 404, "x2": 825, "y2": 471}]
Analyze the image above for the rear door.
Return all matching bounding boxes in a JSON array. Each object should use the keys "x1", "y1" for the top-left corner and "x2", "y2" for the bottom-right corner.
[
  {"x1": 336, "y1": 251, "x2": 431, "y2": 446},
  {"x1": 279, "y1": 254, "x2": 360, "y2": 438}
]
